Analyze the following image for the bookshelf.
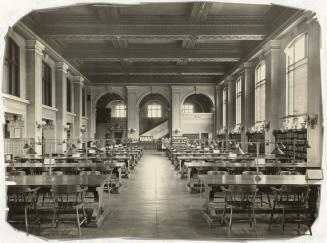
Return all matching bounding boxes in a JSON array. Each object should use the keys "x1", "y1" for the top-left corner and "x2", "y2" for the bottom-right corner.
[
  {"x1": 246, "y1": 132, "x2": 265, "y2": 155},
  {"x1": 273, "y1": 129, "x2": 308, "y2": 160}
]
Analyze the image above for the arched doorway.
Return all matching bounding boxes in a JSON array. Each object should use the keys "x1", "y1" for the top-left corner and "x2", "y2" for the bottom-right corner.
[
  {"x1": 181, "y1": 93, "x2": 214, "y2": 140},
  {"x1": 95, "y1": 93, "x2": 127, "y2": 144},
  {"x1": 138, "y1": 93, "x2": 170, "y2": 140}
]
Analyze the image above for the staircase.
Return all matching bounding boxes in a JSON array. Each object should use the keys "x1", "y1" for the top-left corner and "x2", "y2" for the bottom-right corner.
[{"x1": 140, "y1": 120, "x2": 169, "y2": 139}]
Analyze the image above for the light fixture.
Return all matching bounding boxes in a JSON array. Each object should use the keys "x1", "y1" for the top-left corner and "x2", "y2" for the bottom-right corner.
[
  {"x1": 305, "y1": 140, "x2": 311, "y2": 149},
  {"x1": 235, "y1": 144, "x2": 245, "y2": 155},
  {"x1": 278, "y1": 142, "x2": 286, "y2": 149},
  {"x1": 26, "y1": 147, "x2": 37, "y2": 155},
  {"x1": 23, "y1": 143, "x2": 30, "y2": 149},
  {"x1": 270, "y1": 145, "x2": 284, "y2": 155}
]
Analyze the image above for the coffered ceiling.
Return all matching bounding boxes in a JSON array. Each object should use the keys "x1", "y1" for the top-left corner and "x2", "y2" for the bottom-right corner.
[{"x1": 18, "y1": 2, "x2": 302, "y2": 85}]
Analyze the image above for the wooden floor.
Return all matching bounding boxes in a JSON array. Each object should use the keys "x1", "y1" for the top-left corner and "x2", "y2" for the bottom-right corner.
[{"x1": 13, "y1": 151, "x2": 313, "y2": 240}]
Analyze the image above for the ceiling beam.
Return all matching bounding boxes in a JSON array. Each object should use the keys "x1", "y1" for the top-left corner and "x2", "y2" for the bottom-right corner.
[
  {"x1": 80, "y1": 65, "x2": 226, "y2": 75},
  {"x1": 64, "y1": 49, "x2": 241, "y2": 61},
  {"x1": 88, "y1": 75, "x2": 219, "y2": 85},
  {"x1": 38, "y1": 24, "x2": 266, "y2": 41},
  {"x1": 188, "y1": 2, "x2": 212, "y2": 22},
  {"x1": 95, "y1": 6, "x2": 120, "y2": 23}
]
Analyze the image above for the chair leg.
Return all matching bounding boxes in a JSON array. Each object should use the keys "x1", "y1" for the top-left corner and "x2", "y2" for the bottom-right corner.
[
  {"x1": 82, "y1": 206, "x2": 87, "y2": 225},
  {"x1": 24, "y1": 208, "x2": 29, "y2": 235},
  {"x1": 76, "y1": 208, "x2": 81, "y2": 236},
  {"x1": 282, "y1": 207, "x2": 285, "y2": 232},
  {"x1": 252, "y1": 208, "x2": 257, "y2": 237},
  {"x1": 305, "y1": 208, "x2": 312, "y2": 235},
  {"x1": 266, "y1": 193, "x2": 271, "y2": 208},
  {"x1": 51, "y1": 208, "x2": 56, "y2": 229},
  {"x1": 228, "y1": 207, "x2": 233, "y2": 237},
  {"x1": 221, "y1": 203, "x2": 227, "y2": 225}
]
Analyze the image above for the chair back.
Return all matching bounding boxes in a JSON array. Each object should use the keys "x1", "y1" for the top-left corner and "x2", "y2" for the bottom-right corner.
[
  {"x1": 7, "y1": 186, "x2": 39, "y2": 208},
  {"x1": 207, "y1": 171, "x2": 228, "y2": 176},
  {"x1": 50, "y1": 185, "x2": 87, "y2": 209},
  {"x1": 273, "y1": 185, "x2": 309, "y2": 206},
  {"x1": 7, "y1": 171, "x2": 26, "y2": 176},
  {"x1": 225, "y1": 185, "x2": 258, "y2": 208},
  {"x1": 280, "y1": 170, "x2": 300, "y2": 175},
  {"x1": 242, "y1": 171, "x2": 262, "y2": 175},
  {"x1": 79, "y1": 170, "x2": 101, "y2": 175},
  {"x1": 42, "y1": 171, "x2": 64, "y2": 176}
]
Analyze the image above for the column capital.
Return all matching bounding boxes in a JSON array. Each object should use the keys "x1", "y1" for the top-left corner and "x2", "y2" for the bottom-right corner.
[
  {"x1": 55, "y1": 62, "x2": 69, "y2": 73},
  {"x1": 126, "y1": 86, "x2": 139, "y2": 93},
  {"x1": 263, "y1": 40, "x2": 281, "y2": 55},
  {"x1": 73, "y1": 76, "x2": 85, "y2": 85},
  {"x1": 225, "y1": 76, "x2": 234, "y2": 86},
  {"x1": 239, "y1": 62, "x2": 254, "y2": 73},
  {"x1": 25, "y1": 40, "x2": 45, "y2": 55}
]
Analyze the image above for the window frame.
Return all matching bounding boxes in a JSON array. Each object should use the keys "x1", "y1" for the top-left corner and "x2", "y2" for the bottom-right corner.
[
  {"x1": 147, "y1": 103, "x2": 162, "y2": 118},
  {"x1": 255, "y1": 61, "x2": 266, "y2": 123},
  {"x1": 112, "y1": 104, "x2": 127, "y2": 118},
  {"x1": 285, "y1": 33, "x2": 308, "y2": 116},
  {"x1": 235, "y1": 77, "x2": 242, "y2": 125},
  {"x1": 183, "y1": 103, "x2": 194, "y2": 114},
  {"x1": 5, "y1": 38, "x2": 20, "y2": 97},
  {"x1": 42, "y1": 61, "x2": 52, "y2": 107}
]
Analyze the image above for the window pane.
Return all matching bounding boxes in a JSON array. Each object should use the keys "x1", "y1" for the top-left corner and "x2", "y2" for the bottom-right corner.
[{"x1": 294, "y1": 35, "x2": 306, "y2": 62}]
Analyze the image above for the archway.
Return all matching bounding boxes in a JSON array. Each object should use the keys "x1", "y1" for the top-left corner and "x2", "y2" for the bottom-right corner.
[
  {"x1": 181, "y1": 93, "x2": 214, "y2": 140},
  {"x1": 138, "y1": 93, "x2": 170, "y2": 139},
  {"x1": 95, "y1": 93, "x2": 127, "y2": 143}
]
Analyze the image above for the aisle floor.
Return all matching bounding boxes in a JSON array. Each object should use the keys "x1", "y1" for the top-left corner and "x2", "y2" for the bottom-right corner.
[{"x1": 22, "y1": 151, "x2": 312, "y2": 240}]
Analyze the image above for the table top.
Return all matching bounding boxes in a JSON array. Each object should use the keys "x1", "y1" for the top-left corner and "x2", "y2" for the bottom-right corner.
[
  {"x1": 184, "y1": 161, "x2": 321, "y2": 169},
  {"x1": 5, "y1": 162, "x2": 125, "y2": 168},
  {"x1": 178, "y1": 156, "x2": 254, "y2": 161},
  {"x1": 198, "y1": 174, "x2": 322, "y2": 186},
  {"x1": 5, "y1": 175, "x2": 108, "y2": 187}
]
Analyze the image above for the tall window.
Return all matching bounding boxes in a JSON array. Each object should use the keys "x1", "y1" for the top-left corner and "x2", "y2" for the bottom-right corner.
[
  {"x1": 222, "y1": 87, "x2": 227, "y2": 127},
  {"x1": 183, "y1": 104, "x2": 194, "y2": 113},
  {"x1": 285, "y1": 33, "x2": 308, "y2": 116},
  {"x1": 112, "y1": 104, "x2": 126, "y2": 118},
  {"x1": 147, "y1": 103, "x2": 162, "y2": 118},
  {"x1": 42, "y1": 62, "x2": 52, "y2": 106},
  {"x1": 66, "y1": 78, "x2": 72, "y2": 112},
  {"x1": 82, "y1": 88, "x2": 86, "y2": 116},
  {"x1": 235, "y1": 78, "x2": 242, "y2": 125},
  {"x1": 5, "y1": 38, "x2": 20, "y2": 97},
  {"x1": 255, "y1": 61, "x2": 266, "y2": 122}
]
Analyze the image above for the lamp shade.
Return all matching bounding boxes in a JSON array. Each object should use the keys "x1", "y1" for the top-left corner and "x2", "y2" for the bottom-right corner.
[
  {"x1": 26, "y1": 147, "x2": 37, "y2": 155},
  {"x1": 270, "y1": 146, "x2": 284, "y2": 155},
  {"x1": 235, "y1": 145, "x2": 245, "y2": 155},
  {"x1": 23, "y1": 143, "x2": 30, "y2": 149},
  {"x1": 71, "y1": 143, "x2": 77, "y2": 149},
  {"x1": 66, "y1": 147, "x2": 76, "y2": 156}
]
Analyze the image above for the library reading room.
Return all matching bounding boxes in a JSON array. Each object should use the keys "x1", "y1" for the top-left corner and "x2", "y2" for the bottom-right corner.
[{"x1": 2, "y1": 1, "x2": 325, "y2": 241}]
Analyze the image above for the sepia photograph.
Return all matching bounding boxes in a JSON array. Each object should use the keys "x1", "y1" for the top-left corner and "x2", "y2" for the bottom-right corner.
[{"x1": 0, "y1": 0, "x2": 326, "y2": 242}]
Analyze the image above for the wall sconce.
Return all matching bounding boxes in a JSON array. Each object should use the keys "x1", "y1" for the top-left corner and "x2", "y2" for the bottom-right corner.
[
  {"x1": 173, "y1": 129, "x2": 180, "y2": 135},
  {"x1": 307, "y1": 114, "x2": 318, "y2": 129},
  {"x1": 36, "y1": 121, "x2": 42, "y2": 129},
  {"x1": 80, "y1": 125, "x2": 87, "y2": 134},
  {"x1": 64, "y1": 124, "x2": 71, "y2": 131},
  {"x1": 129, "y1": 128, "x2": 136, "y2": 134}
]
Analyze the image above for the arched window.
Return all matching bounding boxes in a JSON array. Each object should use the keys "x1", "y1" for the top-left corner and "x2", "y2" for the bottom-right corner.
[
  {"x1": 183, "y1": 103, "x2": 194, "y2": 113},
  {"x1": 222, "y1": 87, "x2": 227, "y2": 127},
  {"x1": 147, "y1": 103, "x2": 161, "y2": 118},
  {"x1": 285, "y1": 33, "x2": 308, "y2": 116},
  {"x1": 235, "y1": 77, "x2": 242, "y2": 125},
  {"x1": 4, "y1": 38, "x2": 20, "y2": 97},
  {"x1": 255, "y1": 61, "x2": 266, "y2": 122},
  {"x1": 112, "y1": 103, "x2": 126, "y2": 118}
]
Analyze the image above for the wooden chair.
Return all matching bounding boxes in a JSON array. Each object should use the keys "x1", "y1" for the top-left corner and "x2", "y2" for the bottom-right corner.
[
  {"x1": 50, "y1": 185, "x2": 88, "y2": 236},
  {"x1": 7, "y1": 186, "x2": 40, "y2": 234},
  {"x1": 242, "y1": 171, "x2": 271, "y2": 208},
  {"x1": 7, "y1": 171, "x2": 26, "y2": 176},
  {"x1": 221, "y1": 185, "x2": 258, "y2": 237},
  {"x1": 270, "y1": 185, "x2": 312, "y2": 235},
  {"x1": 39, "y1": 171, "x2": 64, "y2": 207}
]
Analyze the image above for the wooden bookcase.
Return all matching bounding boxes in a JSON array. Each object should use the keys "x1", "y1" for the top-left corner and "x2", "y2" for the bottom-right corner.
[
  {"x1": 273, "y1": 129, "x2": 307, "y2": 160},
  {"x1": 246, "y1": 132, "x2": 265, "y2": 155}
]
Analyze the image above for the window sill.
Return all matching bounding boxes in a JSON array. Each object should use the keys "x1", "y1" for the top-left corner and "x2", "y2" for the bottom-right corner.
[
  {"x1": 2, "y1": 94, "x2": 30, "y2": 105},
  {"x1": 42, "y1": 105, "x2": 58, "y2": 112}
]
